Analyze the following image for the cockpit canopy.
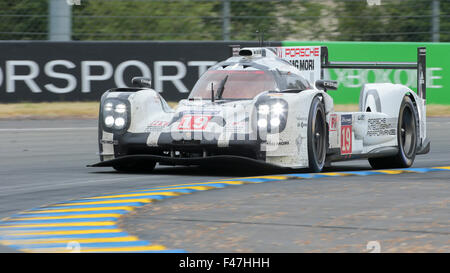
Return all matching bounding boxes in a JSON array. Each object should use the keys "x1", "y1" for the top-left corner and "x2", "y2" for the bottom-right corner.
[
  {"x1": 189, "y1": 69, "x2": 312, "y2": 100},
  {"x1": 189, "y1": 70, "x2": 276, "y2": 100}
]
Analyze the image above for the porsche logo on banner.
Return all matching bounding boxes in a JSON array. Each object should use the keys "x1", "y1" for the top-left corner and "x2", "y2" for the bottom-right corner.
[{"x1": 275, "y1": 46, "x2": 321, "y2": 83}]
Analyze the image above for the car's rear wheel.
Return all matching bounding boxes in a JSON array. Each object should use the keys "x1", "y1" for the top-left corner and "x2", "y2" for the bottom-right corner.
[
  {"x1": 368, "y1": 96, "x2": 417, "y2": 169},
  {"x1": 113, "y1": 161, "x2": 156, "y2": 173},
  {"x1": 307, "y1": 96, "x2": 327, "y2": 173}
]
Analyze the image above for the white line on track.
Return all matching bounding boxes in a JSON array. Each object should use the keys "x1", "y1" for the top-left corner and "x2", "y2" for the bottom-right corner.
[{"x1": 0, "y1": 127, "x2": 96, "y2": 132}]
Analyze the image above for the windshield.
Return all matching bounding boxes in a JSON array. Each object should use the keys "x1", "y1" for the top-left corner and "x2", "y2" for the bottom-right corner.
[
  {"x1": 189, "y1": 70, "x2": 277, "y2": 100},
  {"x1": 283, "y1": 73, "x2": 312, "y2": 90}
]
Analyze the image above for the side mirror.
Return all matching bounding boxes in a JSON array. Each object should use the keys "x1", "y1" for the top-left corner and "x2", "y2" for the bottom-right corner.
[
  {"x1": 131, "y1": 77, "x2": 152, "y2": 88},
  {"x1": 315, "y1": 80, "x2": 338, "y2": 92}
]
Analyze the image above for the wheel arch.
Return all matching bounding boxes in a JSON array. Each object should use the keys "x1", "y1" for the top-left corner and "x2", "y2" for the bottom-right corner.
[
  {"x1": 360, "y1": 83, "x2": 427, "y2": 154},
  {"x1": 360, "y1": 83, "x2": 422, "y2": 118}
]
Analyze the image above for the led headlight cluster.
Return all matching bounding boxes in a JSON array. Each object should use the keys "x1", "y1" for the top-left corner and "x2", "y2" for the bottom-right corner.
[
  {"x1": 256, "y1": 100, "x2": 288, "y2": 133},
  {"x1": 102, "y1": 100, "x2": 129, "y2": 130}
]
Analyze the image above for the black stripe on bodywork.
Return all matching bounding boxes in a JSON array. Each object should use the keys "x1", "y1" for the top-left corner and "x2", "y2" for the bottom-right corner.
[
  {"x1": 109, "y1": 131, "x2": 263, "y2": 161},
  {"x1": 88, "y1": 154, "x2": 281, "y2": 169}
]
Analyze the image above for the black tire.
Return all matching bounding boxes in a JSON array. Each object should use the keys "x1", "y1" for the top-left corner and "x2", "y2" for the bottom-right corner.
[
  {"x1": 368, "y1": 96, "x2": 417, "y2": 169},
  {"x1": 113, "y1": 161, "x2": 156, "y2": 173},
  {"x1": 307, "y1": 96, "x2": 327, "y2": 173}
]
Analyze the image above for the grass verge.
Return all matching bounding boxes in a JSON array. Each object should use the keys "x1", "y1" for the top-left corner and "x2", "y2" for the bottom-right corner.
[
  {"x1": 0, "y1": 102, "x2": 100, "y2": 119},
  {"x1": 0, "y1": 102, "x2": 449, "y2": 119}
]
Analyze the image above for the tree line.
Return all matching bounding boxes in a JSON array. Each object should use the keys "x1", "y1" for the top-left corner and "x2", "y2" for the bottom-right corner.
[{"x1": 0, "y1": 0, "x2": 447, "y2": 42}]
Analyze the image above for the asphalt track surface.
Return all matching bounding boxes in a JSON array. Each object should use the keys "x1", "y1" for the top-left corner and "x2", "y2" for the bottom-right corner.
[{"x1": 0, "y1": 118, "x2": 448, "y2": 252}]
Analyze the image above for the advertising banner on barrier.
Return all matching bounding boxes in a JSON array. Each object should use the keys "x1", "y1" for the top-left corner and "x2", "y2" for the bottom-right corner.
[
  {"x1": 0, "y1": 41, "x2": 448, "y2": 104},
  {"x1": 283, "y1": 41, "x2": 450, "y2": 105},
  {"x1": 275, "y1": 46, "x2": 321, "y2": 83},
  {"x1": 0, "y1": 42, "x2": 264, "y2": 103}
]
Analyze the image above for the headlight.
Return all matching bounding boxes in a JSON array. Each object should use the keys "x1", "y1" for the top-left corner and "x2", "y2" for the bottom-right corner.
[
  {"x1": 104, "y1": 116, "x2": 114, "y2": 127},
  {"x1": 255, "y1": 99, "x2": 288, "y2": 133},
  {"x1": 104, "y1": 102, "x2": 113, "y2": 112},
  {"x1": 114, "y1": 117, "x2": 126, "y2": 129},
  {"x1": 102, "y1": 99, "x2": 129, "y2": 132},
  {"x1": 271, "y1": 103, "x2": 285, "y2": 115},
  {"x1": 115, "y1": 103, "x2": 126, "y2": 114},
  {"x1": 257, "y1": 118, "x2": 267, "y2": 128},
  {"x1": 270, "y1": 117, "x2": 280, "y2": 127}
]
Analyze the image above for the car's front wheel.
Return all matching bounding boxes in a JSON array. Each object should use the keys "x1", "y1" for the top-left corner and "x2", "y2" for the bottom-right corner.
[
  {"x1": 368, "y1": 95, "x2": 418, "y2": 169},
  {"x1": 307, "y1": 96, "x2": 327, "y2": 173}
]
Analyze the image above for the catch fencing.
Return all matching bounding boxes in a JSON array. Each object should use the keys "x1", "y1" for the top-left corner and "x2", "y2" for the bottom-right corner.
[{"x1": 0, "y1": 0, "x2": 447, "y2": 42}]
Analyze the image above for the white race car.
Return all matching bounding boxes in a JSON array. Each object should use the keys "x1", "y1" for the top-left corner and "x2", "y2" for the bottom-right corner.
[{"x1": 90, "y1": 46, "x2": 430, "y2": 172}]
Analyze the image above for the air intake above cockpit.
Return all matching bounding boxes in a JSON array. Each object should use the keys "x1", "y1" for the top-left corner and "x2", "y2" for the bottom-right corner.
[{"x1": 239, "y1": 48, "x2": 265, "y2": 57}]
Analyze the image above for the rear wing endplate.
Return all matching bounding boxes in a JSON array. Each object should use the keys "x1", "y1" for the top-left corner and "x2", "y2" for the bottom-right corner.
[{"x1": 320, "y1": 46, "x2": 427, "y2": 102}]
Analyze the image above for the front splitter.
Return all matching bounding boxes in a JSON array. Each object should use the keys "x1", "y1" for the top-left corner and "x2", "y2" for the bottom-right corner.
[{"x1": 88, "y1": 154, "x2": 284, "y2": 169}]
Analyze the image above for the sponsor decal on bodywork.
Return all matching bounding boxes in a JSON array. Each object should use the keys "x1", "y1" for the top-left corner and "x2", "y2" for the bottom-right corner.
[
  {"x1": 265, "y1": 140, "x2": 290, "y2": 146},
  {"x1": 329, "y1": 114, "x2": 338, "y2": 131},
  {"x1": 224, "y1": 121, "x2": 247, "y2": 133},
  {"x1": 340, "y1": 114, "x2": 352, "y2": 155},
  {"x1": 145, "y1": 120, "x2": 169, "y2": 132},
  {"x1": 178, "y1": 115, "x2": 212, "y2": 130},
  {"x1": 296, "y1": 116, "x2": 308, "y2": 129},
  {"x1": 182, "y1": 109, "x2": 220, "y2": 115},
  {"x1": 367, "y1": 118, "x2": 397, "y2": 136}
]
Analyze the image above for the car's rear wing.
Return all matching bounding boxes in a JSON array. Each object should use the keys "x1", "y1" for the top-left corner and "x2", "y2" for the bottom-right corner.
[{"x1": 320, "y1": 46, "x2": 427, "y2": 102}]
